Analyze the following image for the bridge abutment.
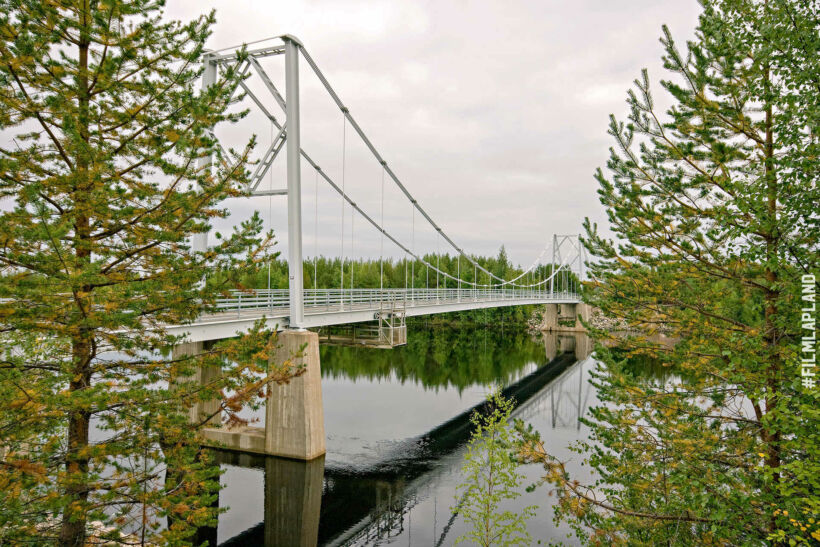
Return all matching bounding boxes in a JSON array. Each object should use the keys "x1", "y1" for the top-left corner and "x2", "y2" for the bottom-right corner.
[{"x1": 562, "y1": 303, "x2": 591, "y2": 331}]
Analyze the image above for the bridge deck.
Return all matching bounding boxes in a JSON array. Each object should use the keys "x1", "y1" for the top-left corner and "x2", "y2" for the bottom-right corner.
[{"x1": 167, "y1": 288, "x2": 580, "y2": 342}]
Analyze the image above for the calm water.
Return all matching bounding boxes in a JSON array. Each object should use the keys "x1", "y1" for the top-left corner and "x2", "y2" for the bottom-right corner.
[{"x1": 208, "y1": 326, "x2": 599, "y2": 546}]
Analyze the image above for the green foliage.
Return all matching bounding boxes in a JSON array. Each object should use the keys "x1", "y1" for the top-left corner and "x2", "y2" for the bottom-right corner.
[
  {"x1": 519, "y1": 0, "x2": 820, "y2": 545},
  {"x1": 454, "y1": 389, "x2": 536, "y2": 546},
  {"x1": 0, "y1": 1, "x2": 292, "y2": 544}
]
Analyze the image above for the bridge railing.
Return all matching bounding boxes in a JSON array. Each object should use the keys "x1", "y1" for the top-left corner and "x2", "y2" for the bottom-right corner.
[{"x1": 213, "y1": 288, "x2": 579, "y2": 316}]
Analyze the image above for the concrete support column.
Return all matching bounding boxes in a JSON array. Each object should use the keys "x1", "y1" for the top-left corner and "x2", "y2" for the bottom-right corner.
[
  {"x1": 576, "y1": 302, "x2": 591, "y2": 329},
  {"x1": 172, "y1": 341, "x2": 221, "y2": 426},
  {"x1": 541, "y1": 304, "x2": 558, "y2": 331},
  {"x1": 265, "y1": 330, "x2": 325, "y2": 460},
  {"x1": 265, "y1": 455, "x2": 325, "y2": 546}
]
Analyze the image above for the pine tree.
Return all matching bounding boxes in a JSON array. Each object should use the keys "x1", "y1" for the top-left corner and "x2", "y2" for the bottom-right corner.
[
  {"x1": 518, "y1": 0, "x2": 818, "y2": 544},
  {"x1": 0, "y1": 1, "x2": 293, "y2": 544}
]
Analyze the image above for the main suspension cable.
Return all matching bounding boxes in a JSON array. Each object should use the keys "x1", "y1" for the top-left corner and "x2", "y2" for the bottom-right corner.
[
  {"x1": 298, "y1": 135, "x2": 572, "y2": 290},
  {"x1": 299, "y1": 46, "x2": 548, "y2": 288}
]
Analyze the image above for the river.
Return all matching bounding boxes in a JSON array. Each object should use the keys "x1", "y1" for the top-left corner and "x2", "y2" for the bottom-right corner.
[{"x1": 206, "y1": 325, "x2": 599, "y2": 546}]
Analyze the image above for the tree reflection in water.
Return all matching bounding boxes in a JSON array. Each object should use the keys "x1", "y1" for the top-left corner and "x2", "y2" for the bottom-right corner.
[{"x1": 321, "y1": 325, "x2": 556, "y2": 390}]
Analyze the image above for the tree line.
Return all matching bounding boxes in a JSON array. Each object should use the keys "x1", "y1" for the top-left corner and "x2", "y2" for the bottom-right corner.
[{"x1": 229, "y1": 246, "x2": 570, "y2": 292}]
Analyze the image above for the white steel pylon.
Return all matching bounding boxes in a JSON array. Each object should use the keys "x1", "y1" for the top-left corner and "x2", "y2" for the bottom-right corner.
[{"x1": 200, "y1": 35, "x2": 306, "y2": 327}]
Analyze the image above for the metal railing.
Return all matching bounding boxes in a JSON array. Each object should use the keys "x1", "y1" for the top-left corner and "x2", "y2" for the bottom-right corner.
[{"x1": 213, "y1": 288, "x2": 580, "y2": 317}]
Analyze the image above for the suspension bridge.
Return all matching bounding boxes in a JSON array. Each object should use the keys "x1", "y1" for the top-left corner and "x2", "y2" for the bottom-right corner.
[{"x1": 176, "y1": 35, "x2": 590, "y2": 461}]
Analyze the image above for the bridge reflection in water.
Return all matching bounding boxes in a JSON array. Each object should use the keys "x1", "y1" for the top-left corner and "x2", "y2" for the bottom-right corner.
[{"x1": 208, "y1": 329, "x2": 595, "y2": 546}]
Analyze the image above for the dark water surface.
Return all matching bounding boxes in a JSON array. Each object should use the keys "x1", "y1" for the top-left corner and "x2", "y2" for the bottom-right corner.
[{"x1": 210, "y1": 326, "x2": 598, "y2": 546}]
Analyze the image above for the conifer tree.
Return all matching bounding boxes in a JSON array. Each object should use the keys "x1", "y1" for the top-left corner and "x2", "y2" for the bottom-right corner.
[
  {"x1": 0, "y1": 1, "x2": 292, "y2": 545},
  {"x1": 518, "y1": 0, "x2": 818, "y2": 544}
]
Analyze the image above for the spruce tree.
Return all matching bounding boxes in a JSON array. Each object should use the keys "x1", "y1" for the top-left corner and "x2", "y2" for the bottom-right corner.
[
  {"x1": 518, "y1": 0, "x2": 818, "y2": 544},
  {"x1": 0, "y1": 1, "x2": 291, "y2": 544}
]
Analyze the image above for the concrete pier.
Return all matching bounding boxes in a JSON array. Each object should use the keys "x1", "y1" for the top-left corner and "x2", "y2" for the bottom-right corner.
[
  {"x1": 541, "y1": 304, "x2": 558, "y2": 330},
  {"x1": 541, "y1": 303, "x2": 591, "y2": 332},
  {"x1": 265, "y1": 330, "x2": 326, "y2": 460},
  {"x1": 199, "y1": 329, "x2": 326, "y2": 461},
  {"x1": 572, "y1": 303, "x2": 591, "y2": 327}
]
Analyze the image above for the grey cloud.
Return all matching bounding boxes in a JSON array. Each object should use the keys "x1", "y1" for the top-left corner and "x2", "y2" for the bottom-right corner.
[{"x1": 164, "y1": 0, "x2": 701, "y2": 265}]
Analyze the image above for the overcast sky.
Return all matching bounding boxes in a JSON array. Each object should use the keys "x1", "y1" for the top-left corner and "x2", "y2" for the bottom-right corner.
[{"x1": 164, "y1": 0, "x2": 703, "y2": 267}]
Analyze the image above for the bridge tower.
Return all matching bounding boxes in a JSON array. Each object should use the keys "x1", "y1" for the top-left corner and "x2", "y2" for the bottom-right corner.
[
  {"x1": 542, "y1": 234, "x2": 590, "y2": 332},
  {"x1": 195, "y1": 35, "x2": 323, "y2": 460},
  {"x1": 283, "y1": 35, "x2": 305, "y2": 329}
]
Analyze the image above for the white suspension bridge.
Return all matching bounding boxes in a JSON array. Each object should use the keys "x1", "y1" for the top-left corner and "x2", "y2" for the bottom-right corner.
[
  {"x1": 172, "y1": 35, "x2": 589, "y2": 461},
  {"x1": 174, "y1": 35, "x2": 586, "y2": 344}
]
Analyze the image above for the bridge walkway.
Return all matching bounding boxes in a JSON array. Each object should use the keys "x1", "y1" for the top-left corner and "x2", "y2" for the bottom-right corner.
[{"x1": 169, "y1": 288, "x2": 580, "y2": 342}]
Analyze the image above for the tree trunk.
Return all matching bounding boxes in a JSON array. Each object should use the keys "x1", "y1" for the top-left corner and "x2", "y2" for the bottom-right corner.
[
  {"x1": 60, "y1": 3, "x2": 93, "y2": 544},
  {"x1": 59, "y1": 343, "x2": 92, "y2": 546}
]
